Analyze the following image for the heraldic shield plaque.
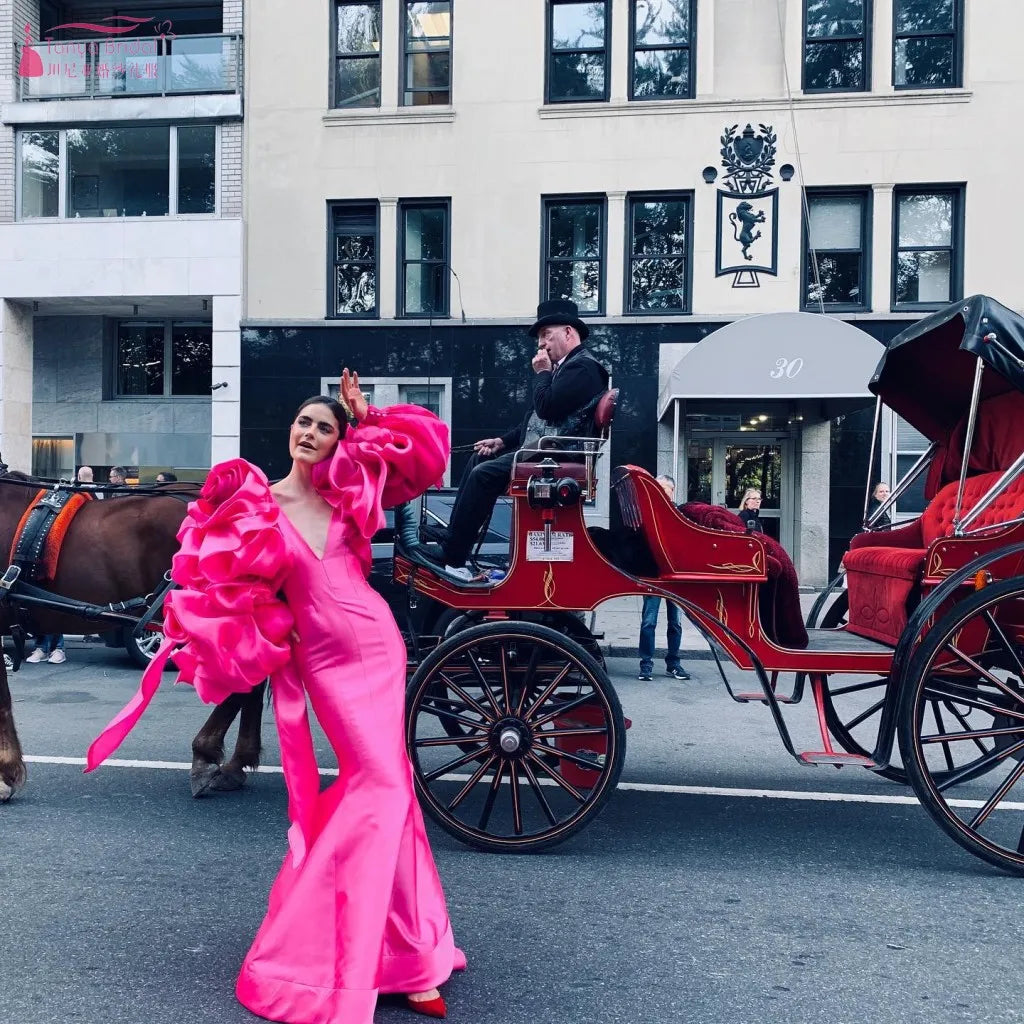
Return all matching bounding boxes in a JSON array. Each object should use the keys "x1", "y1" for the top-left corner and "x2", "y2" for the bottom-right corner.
[{"x1": 713, "y1": 123, "x2": 782, "y2": 288}]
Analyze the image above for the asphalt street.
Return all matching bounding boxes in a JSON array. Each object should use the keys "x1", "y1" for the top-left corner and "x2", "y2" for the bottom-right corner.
[{"x1": 2, "y1": 643, "x2": 1023, "y2": 1024}]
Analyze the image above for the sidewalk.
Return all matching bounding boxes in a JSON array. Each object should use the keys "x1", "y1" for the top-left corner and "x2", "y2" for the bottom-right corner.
[{"x1": 593, "y1": 589, "x2": 828, "y2": 659}]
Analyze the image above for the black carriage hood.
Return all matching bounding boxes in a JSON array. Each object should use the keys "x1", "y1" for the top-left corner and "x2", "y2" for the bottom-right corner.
[{"x1": 868, "y1": 295, "x2": 1024, "y2": 441}]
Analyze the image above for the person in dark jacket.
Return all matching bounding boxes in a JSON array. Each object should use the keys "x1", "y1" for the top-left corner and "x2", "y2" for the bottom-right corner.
[
  {"x1": 439, "y1": 299, "x2": 609, "y2": 576},
  {"x1": 737, "y1": 488, "x2": 765, "y2": 533}
]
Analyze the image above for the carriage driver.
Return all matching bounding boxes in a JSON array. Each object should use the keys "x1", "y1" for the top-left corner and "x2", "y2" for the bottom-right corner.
[{"x1": 432, "y1": 298, "x2": 610, "y2": 580}]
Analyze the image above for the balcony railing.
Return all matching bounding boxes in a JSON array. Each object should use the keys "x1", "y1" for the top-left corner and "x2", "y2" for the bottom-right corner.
[{"x1": 18, "y1": 33, "x2": 241, "y2": 100}]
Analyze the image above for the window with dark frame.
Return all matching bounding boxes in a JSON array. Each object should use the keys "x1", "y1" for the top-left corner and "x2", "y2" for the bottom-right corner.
[
  {"x1": 402, "y1": 1, "x2": 452, "y2": 106},
  {"x1": 547, "y1": 0, "x2": 609, "y2": 103},
  {"x1": 334, "y1": 1, "x2": 382, "y2": 108},
  {"x1": 543, "y1": 196, "x2": 605, "y2": 314},
  {"x1": 630, "y1": 0, "x2": 695, "y2": 100},
  {"x1": 626, "y1": 193, "x2": 691, "y2": 313},
  {"x1": 329, "y1": 202, "x2": 379, "y2": 317},
  {"x1": 115, "y1": 321, "x2": 212, "y2": 397},
  {"x1": 802, "y1": 189, "x2": 871, "y2": 310},
  {"x1": 399, "y1": 200, "x2": 450, "y2": 317},
  {"x1": 803, "y1": 0, "x2": 869, "y2": 92},
  {"x1": 893, "y1": 0, "x2": 961, "y2": 89},
  {"x1": 892, "y1": 187, "x2": 963, "y2": 309}
]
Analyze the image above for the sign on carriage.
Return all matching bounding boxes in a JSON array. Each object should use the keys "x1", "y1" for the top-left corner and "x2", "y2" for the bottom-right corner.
[{"x1": 525, "y1": 531, "x2": 574, "y2": 562}]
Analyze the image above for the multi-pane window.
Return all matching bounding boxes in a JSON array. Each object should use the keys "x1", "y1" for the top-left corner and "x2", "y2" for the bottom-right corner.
[
  {"x1": 546, "y1": 0, "x2": 609, "y2": 103},
  {"x1": 626, "y1": 193, "x2": 691, "y2": 313},
  {"x1": 402, "y1": 1, "x2": 452, "y2": 105},
  {"x1": 803, "y1": 0, "x2": 869, "y2": 92},
  {"x1": 334, "y1": 1, "x2": 382, "y2": 107},
  {"x1": 329, "y1": 202, "x2": 379, "y2": 317},
  {"x1": 115, "y1": 321, "x2": 212, "y2": 397},
  {"x1": 802, "y1": 190, "x2": 871, "y2": 309},
  {"x1": 18, "y1": 125, "x2": 216, "y2": 219},
  {"x1": 892, "y1": 187, "x2": 963, "y2": 309},
  {"x1": 543, "y1": 196, "x2": 605, "y2": 314},
  {"x1": 630, "y1": 0, "x2": 695, "y2": 100},
  {"x1": 893, "y1": 0, "x2": 961, "y2": 88},
  {"x1": 399, "y1": 200, "x2": 450, "y2": 316}
]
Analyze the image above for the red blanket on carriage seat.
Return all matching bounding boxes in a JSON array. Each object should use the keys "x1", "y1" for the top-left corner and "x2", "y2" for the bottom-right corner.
[{"x1": 678, "y1": 502, "x2": 808, "y2": 649}]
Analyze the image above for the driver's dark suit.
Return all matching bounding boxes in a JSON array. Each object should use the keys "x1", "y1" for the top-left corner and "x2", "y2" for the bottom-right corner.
[{"x1": 441, "y1": 345, "x2": 609, "y2": 568}]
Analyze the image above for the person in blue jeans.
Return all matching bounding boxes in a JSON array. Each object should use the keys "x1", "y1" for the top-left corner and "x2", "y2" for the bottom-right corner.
[
  {"x1": 637, "y1": 475, "x2": 691, "y2": 682},
  {"x1": 26, "y1": 633, "x2": 66, "y2": 664}
]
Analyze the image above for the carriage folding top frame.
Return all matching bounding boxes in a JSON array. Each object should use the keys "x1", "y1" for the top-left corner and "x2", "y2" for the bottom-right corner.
[{"x1": 395, "y1": 295, "x2": 1024, "y2": 875}]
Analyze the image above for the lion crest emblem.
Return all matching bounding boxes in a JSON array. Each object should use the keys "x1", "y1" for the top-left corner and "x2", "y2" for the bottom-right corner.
[{"x1": 729, "y1": 201, "x2": 766, "y2": 261}]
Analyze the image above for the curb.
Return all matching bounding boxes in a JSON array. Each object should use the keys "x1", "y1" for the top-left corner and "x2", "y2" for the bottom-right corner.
[{"x1": 601, "y1": 644, "x2": 716, "y2": 661}]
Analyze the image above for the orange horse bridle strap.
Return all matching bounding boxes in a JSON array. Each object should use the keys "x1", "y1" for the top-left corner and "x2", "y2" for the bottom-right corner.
[{"x1": 9, "y1": 488, "x2": 93, "y2": 583}]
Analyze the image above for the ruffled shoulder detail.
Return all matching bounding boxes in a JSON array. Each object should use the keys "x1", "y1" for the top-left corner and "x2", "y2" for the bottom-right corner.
[
  {"x1": 312, "y1": 404, "x2": 450, "y2": 540},
  {"x1": 164, "y1": 458, "x2": 295, "y2": 705}
]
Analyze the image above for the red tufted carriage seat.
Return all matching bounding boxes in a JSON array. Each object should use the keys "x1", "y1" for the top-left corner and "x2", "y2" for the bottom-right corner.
[{"x1": 844, "y1": 471, "x2": 1024, "y2": 645}]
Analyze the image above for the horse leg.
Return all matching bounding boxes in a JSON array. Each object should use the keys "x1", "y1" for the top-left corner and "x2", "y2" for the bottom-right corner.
[
  {"x1": 190, "y1": 692, "x2": 246, "y2": 798},
  {"x1": 0, "y1": 657, "x2": 27, "y2": 802},
  {"x1": 214, "y1": 682, "x2": 267, "y2": 793}
]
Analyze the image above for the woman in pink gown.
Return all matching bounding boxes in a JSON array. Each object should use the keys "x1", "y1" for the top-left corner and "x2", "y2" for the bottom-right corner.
[{"x1": 87, "y1": 370, "x2": 465, "y2": 1022}]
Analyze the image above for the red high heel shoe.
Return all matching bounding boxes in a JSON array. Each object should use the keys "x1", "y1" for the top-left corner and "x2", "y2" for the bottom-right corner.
[{"x1": 406, "y1": 993, "x2": 447, "y2": 1018}]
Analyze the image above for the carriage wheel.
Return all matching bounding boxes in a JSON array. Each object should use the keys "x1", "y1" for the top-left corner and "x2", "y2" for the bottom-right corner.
[
  {"x1": 407, "y1": 621, "x2": 626, "y2": 853},
  {"x1": 124, "y1": 624, "x2": 175, "y2": 671},
  {"x1": 899, "y1": 577, "x2": 1024, "y2": 875}
]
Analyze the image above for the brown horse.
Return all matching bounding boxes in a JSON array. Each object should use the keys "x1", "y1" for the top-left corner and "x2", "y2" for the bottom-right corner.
[{"x1": 0, "y1": 474, "x2": 266, "y2": 802}]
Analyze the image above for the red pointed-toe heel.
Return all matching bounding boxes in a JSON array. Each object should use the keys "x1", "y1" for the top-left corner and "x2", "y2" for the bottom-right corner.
[{"x1": 406, "y1": 993, "x2": 447, "y2": 1018}]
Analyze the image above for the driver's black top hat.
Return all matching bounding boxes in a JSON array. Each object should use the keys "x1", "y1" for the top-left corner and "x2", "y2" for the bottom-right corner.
[{"x1": 527, "y1": 299, "x2": 590, "y2": 341}]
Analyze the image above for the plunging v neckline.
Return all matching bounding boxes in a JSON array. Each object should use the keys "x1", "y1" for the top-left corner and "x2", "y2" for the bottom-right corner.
[{"x1": 274, "y1": 498, "x2": 334, "y2": 562}]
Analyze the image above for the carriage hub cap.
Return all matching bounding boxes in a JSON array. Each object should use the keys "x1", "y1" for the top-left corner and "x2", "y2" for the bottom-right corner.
[{"x1": 491, "y1": 717, "x2": 530, "y2": 758}]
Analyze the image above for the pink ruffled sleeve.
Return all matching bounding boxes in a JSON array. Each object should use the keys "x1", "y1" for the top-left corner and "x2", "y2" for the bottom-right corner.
[{"x1": 311, "y1": 404, "x2": 450, "y2": 541}]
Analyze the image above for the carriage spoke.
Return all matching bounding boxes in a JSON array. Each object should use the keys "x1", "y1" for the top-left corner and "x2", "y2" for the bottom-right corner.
[
  {"x1": 923, "y1": 686, "x2": 1024, "y2": 723},
  {"x1": 931, "y1": 702, "x2": 956, "y2": 773},
  {"x1": 936, "y1": 736, "x2": 1024, "y2": 792},
  {"x1": 527, "y1": 751, "x2": 586, "y2": 804},
  {"x1": 943, "y1": 701, "x2": 994, "y2": 757},
  {"x1": 828, "y1": 677, "x2": 887, "y2": 698},
  {"x1": 522, "y1": 664, "x2": 573, "y2": 721},
  {"x1": 477, "y1": 760, "x2": 506, "y2": 832},
  {"x1": 418, "y1": 702, "x2": 489, "y2": 732},
  {"x1": 947, "y1": 645, "x2": 1024, "y2": 708},
  {"x1": 447, "y1": 754, "x2": 497, "y2": 812},
  {"x1": 440, "y1": 674, "x2": 493, "y2": 723},
  {"x1": 533, "y1": 739, "x2": 608, "y2": 773},
  {"x1": 982, "y1": 610, "x2": 1024, "y2": 679},
  {"x1": 920, "y1": 725, "x2": 1024, "y2": 745},
  {"x1": 968, "y1": 759, "x2": 1024, "y2": 830},
  {"x1": 531, "y1": 690, "x2": 602, "y2": 730},
  {"x1": 500, "y1": 647, "x2": 512, "y2": 716},
  {"x1": 521, "y1": 757, "x2": 558, "y2": 827},
  {"x1": 514, "y1": 644, "x2": 542, "y2": 717},
  {"x1": 415, "y1": 735, "x2": 489, "y2": 748},
  {"x1": 509, "y1": 764, "x2": 524, "y2": 835},
  {"x1": 844, "y1": 696, "x2": 886, "y2": 732},
  {"x1": 536, "y1": 726, "x2": 608, "y2": 739},
  {"x1": 464, "y1": 651, "x2": 504, "y2": 718},
  {"x1": 424, "y1": 744, "x2": 490, "y2": 782}
]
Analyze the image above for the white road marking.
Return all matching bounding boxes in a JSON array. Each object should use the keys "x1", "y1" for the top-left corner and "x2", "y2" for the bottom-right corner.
[{"x1": 23, "y1": 754, "x2": 1023, "y2": 811}]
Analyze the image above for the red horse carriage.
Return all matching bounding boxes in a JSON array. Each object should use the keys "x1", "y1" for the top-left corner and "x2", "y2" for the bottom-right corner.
[{"x1": 395, "y1": 294, "x2": 1024, "y2": 875}]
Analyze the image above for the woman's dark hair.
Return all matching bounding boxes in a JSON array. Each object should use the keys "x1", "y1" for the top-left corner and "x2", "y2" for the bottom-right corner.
[
  {"x1": 157, "y1": 471, "x2": 178, "y2": 483},
  {"x1": 294, "y1": 395, "x2": 350, "y2": 438}
]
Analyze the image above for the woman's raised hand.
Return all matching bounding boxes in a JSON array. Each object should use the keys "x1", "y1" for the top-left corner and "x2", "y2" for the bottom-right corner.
[{"x1": 340, "y1": 368, "x2": 368, "y2": 423}]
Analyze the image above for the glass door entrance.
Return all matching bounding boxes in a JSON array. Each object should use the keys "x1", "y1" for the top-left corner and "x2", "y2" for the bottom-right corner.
[{"x1": 685, "y1": 435, "x2": 793, "y2": 550}]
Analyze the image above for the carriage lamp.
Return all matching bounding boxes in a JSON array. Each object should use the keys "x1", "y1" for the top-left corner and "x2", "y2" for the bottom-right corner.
[{"x1": 527, "y1": 460, "x2": 582, "y2": 509}]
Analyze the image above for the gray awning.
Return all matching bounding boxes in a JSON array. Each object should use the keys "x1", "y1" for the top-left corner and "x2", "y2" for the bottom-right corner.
[{"x1": 658, "y1": 312, "x2": 882, "y2": 420}]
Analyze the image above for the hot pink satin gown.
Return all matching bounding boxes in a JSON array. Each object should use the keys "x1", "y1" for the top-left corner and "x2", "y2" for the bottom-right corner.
[
  {"x1": 86, "y1": 405, "x2": 465, "y2": 1024},
  {"x1": 236, "y1": 500, "x2": 466, "y2": 1022}
]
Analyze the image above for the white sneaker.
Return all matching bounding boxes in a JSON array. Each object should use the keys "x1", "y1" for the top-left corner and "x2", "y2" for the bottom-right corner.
[
  {"x1": 3, "y1": 654, "x2": 12, "y2": 671},
  {"x1": 25, "y1": 648, "x2": 47, "y2": 663},
  {"x1": 47, "y1": 649, "x2": 66, "y2": 664}
]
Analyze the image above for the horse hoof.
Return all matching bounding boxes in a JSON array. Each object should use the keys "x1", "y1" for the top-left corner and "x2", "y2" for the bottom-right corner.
[
  {"x1": 207, "y1": 766, "x2": 247, "y2": 792},
  {"x1": 190, "y1": 763, "x2": 221, "y2": 798},
  {"x1": 0, "y1": 780, "x2": 15, "y2": 803}
]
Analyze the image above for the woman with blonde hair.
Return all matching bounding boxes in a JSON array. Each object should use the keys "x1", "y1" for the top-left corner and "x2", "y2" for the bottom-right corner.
[{"x1": 738, "y1": 488, "x2": 764, "y2": 533}]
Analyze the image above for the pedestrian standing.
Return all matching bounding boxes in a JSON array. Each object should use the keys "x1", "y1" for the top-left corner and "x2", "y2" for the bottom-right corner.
[
  {"x1": 26, "y1": 634, "x2": 65, "y2": 664},
  {"x1": 638, "y1": 474, "x2": 690, "y2": 682}
]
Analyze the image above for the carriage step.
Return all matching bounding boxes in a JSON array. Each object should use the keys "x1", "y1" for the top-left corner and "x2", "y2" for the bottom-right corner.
[
  {"x1": 734, "y1": 691, "x2": 797, "y2": 705},
  {"x1": 798, "y1": 751, "x2": 879, "y2": 768}
]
